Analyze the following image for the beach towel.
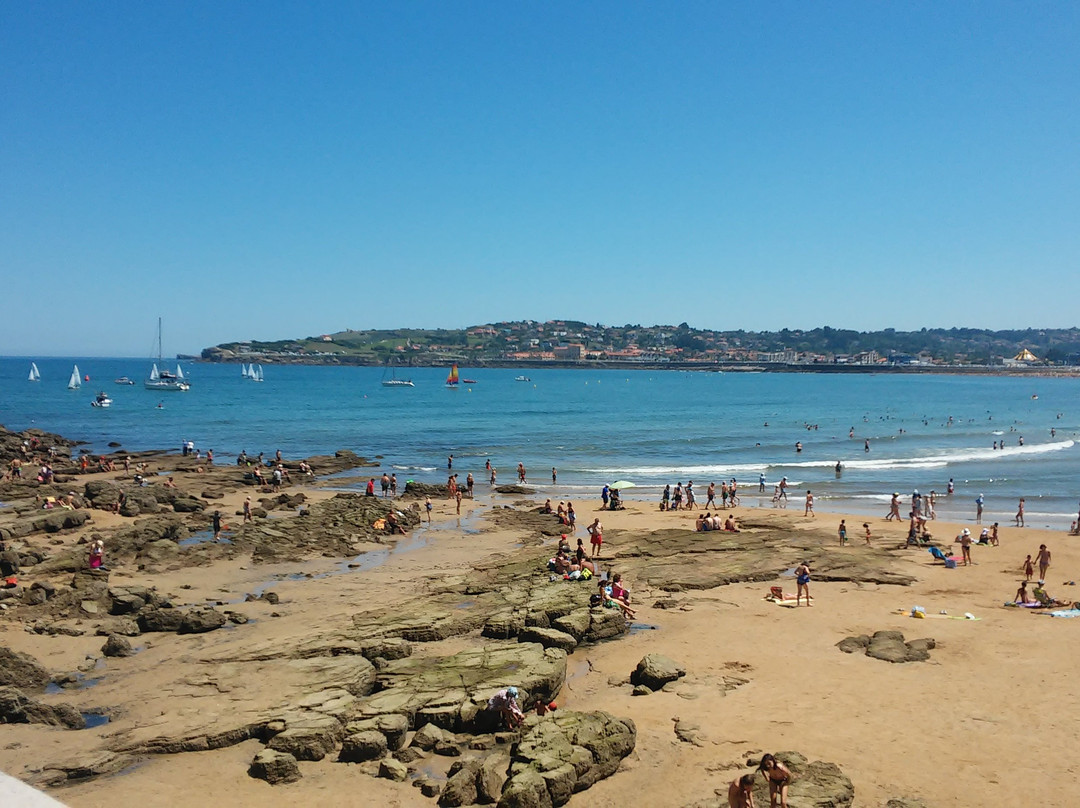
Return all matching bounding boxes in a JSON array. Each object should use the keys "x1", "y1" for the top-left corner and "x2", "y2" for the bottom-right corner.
[{"x1": 1046, "y1": 609, "x2": 1080, "y2": 618}]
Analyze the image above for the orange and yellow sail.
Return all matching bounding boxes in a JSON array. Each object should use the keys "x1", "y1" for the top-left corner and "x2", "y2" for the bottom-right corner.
[{"x1": 446, "y1": 364, "x2": 459, "y2": 386}]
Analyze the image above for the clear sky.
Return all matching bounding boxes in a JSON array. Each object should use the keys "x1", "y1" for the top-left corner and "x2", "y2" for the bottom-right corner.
[{"x1": 3, "y1": 2, "x2": 1078, "y2": 356}]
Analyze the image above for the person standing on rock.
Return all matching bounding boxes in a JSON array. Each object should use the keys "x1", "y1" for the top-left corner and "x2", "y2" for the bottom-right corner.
[
  {"x1": 758, "y1": 754, "x2": 792, "y2": 808},
  {"x1": 243, "y1": 496, "x2": 253, "y2": 523},
  {"x1": 487, "y1": 686, "x2": 524, "y2": 729},
  {"x1": 381, "y1": 473, "x2": 390, "y2": 497}
]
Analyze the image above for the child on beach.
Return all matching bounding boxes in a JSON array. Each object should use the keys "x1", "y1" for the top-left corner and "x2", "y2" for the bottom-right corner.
[
  {"x1": 863, "y1": 523, "x2": 872, "y2": 545},
  {"x1": 1023, "y1": 554, "x2": 1034, "y2": 581},
  {"x1": 758, "y1": 753, "x2": 792, "y2": 808},
  {"x1": 728, "y1": 773, "x2": 757, "y2": 808},
  {"x1": 837, "y1": 520, "x2": 847, "y2": 545}
]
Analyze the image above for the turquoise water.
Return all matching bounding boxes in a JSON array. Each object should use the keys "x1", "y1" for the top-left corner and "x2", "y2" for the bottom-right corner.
[{"x1": 3, "y1": 357, "x2": 1079, "y2": 528}]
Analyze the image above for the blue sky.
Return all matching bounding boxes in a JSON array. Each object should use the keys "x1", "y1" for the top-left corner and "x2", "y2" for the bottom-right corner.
[{"x1": 3, "y1": 2, "x2": 1078, "y2": 356}]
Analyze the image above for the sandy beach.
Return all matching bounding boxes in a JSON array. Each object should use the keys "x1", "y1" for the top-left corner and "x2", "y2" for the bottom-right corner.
[{"x1": 2, "y1": 443, "x2": 1078, "y2": 808}]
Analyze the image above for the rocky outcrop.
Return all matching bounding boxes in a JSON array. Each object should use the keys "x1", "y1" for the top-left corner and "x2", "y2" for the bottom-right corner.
[
  {"x1": 101, "y1": 634, "x2": 135, "y2": 657},
  {"x1": 0, "y1": 686, "x2": 85, "y2": 729},
  {"x1": 0, "y1": 647, "x2": 51, "y2": 691},
  {"x1": 498, "y1": 711, "x2": 636, "y2": 807},
  {"x1": 351, "y1": 643, "x2": 566, "y2": 733},
  {"x1": 838, "y1": 631, "x2": 936, "y2": 664}
]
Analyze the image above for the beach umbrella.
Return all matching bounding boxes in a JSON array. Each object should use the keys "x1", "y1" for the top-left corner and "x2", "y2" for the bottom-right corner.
[{"x1": 610, "y1": 480, "x2": 636, "y2": 490}]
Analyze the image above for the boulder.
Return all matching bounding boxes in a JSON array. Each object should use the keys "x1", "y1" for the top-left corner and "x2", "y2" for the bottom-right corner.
[
  {"x1": 172, "y1": 498, "x2": 206, "y2": 513},
  {"x1": 101, "y1": 634, "x2": 134, "y2": 658},
  {"x1": 836, "y1": 635, "x2": 870, "y2": 654},
  {"x1": 268, "y1": 714, "x2": 345, "y2": 761},
  {"x1": 139, "y1": 539, "x2": 180, "y2": 563},
  {"x1": 108, "y1": 588, "x2": 147, "y2": 615},
  {"x1": 478, "y1": 751, "x2": 511, "y2": 803},
  {"x1": 0, "y1": 647, "x2": 51, "y2": 691},
  {"x1": 584, "y1": 609, "x2": 627, "y2": 642},
  {"x1": 630, "y1": 654, "x2": 685, "y2": 690},
  {"x1": 439, "y1": 758, "x2": 482, "y2": 806},
  {"x1": 178, "y1": 608, "x2": 227, "y2": 634},
  {"x1": 378, "y1": 757, "x2": 409, "y2": 781},
  {"x1": 338, "y1": 730, "x2": 388, "y2": 762},
  {"x1": 482, "y1": 611, "x2": 526, "y2": 639},
  {"x1": 519, "y1": 627, "x2": 578, "y2": 652},
  {"x1": 411, "y1": 722, "x2": 445, "y2": 751},
  {"x1": 248, "y1": 749, "x2": 301, "y2": 785},
  {"x1": 552, "y1": 610, "x2": 591, "y2": 641},
  {"x1": 137, "y1": 608, "x2": 185, "y2": 633},
  {"x1": 345, "y1": 713, "x2": 408, "y2": 750}
]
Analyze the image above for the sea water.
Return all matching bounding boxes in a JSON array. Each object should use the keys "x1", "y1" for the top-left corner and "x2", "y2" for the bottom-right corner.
[{"x1": 2, "y1": 357, "x2": 1078, "y2": 529}]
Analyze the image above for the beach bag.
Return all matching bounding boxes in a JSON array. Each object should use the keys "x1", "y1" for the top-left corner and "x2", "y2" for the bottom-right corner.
[
  {"x1": 580, "y1": 568, "x2": 593, "y2": 580},
  {"x1": 944, "y1": 559, "x2": 957, "y2": 569}
]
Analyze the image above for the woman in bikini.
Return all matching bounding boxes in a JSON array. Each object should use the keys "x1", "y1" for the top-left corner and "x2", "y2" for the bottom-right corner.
[
  {"x1": 795, "y1": 562, "x2": 812, "y2": 606},
  {"x1": 758, "y1": 754, "x2": 792, "y2": 808}
]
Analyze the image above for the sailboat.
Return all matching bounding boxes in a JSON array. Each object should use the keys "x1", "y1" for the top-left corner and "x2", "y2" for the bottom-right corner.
[
  {"x1": 68, "y1": 365, "x2": 82, "y2": 390},
  {"x1": 28, "y1": 363, "x2": 41, "y2": 382},
  {"x1": 145, "y1": 318, "x2": 190, "y2": 392},
  {"x1": 382, "y1": 360, "x2": 414, "y2": 388},
  {"x1": 251, "y1": 364, "x2": 264, "y2": 382},
  {"x1": 445, "y1": 363, "x2": 459, "y2": 388},
  {"x1": 241, "y1": 363, "x2": 250, "y2": 378}
]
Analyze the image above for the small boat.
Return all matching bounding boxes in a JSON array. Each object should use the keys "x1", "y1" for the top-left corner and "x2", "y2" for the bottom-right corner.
[
  {"x1": 28, "y1": 362, "x2": 41, "y2": 382},
  {"x1": 68, "y1": 364, "x2": 82, "y2": 390},
  {"x1": 91, "y1": 392, "x2": 113, "y2": 408},
  {"x1": 114, "y1": 377, "x2": 135, "y2": 385},
  {"x1": 382, "y1": 362, "x2": 414, "y2": 387},
  {"x1": 251, "y1": 364, "x2": 264, "y2": 382},
  {"x1": 446, "y1": 363, "x2": 460, "y2": 388},
  {"x1": 515, "y1": 375, "x2": 531, "y2": 382},
  {"x1": 462, "y1": 377, "x2": 478, "y2": 384},
  {"x1": 241, "y1": 363, "x2": 250, "y2": 378},
  {"x1": 145, "y1": 318, "x2": 190, "y2": 392}
]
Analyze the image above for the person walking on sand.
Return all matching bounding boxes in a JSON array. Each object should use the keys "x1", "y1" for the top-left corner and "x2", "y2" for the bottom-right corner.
[
  {"x1": 1015, "y1": 498, "x2": 1025, "y2": 527},
  {"x1": 455, "y1": 489, "x2": 463, "y2": 515},
  {"x1": 991, "y1": 522, "x2": 999, "y2": 546},
  {"x1": 886, "y1": 493, "x2": 902, "y2": 521},
  {"x1": 728, "y1": 773, "x2": 757, "y2": 808},
  {"x1": 863, "y1": 523, "x2": 872, "y2": 545},
  {"x1": 1036, "y1": 544, "x2": 1051, "y2": 580},
  {"x1": 243, "y1": 496, "x2": 252, "y2": 523},
  {"x1": 759, "y1": 753, "x2": 792, "y2": 808},
  {"x1": 778, "y1": 477, "x2": 788, "y2": 501},
  {"x1": 804, "y1": 490, "x2": 814, "y2": 517},
  {"x1": 837, "y1": 519, "x2": 847, "y2": 545},
  {"x1": 567, "y1": 502, "x2": 576, "y2": 532},
  {"x1": 706, "y1": 482, "x2": 717, "y2": 509},
  {"x1": 975, "y1": 493, "x2": 984, "y2": 524},
  {"x1": 212, "y1": 510, "x2": 222, "y2": 542},
  {"x1": 587, "y1": 517, "x2": 603, "y2": 559},
  {"x1": 795, "y1": 561, "x2": 812, "y2": 606},
  {"x1": 1023, "y1": 554, "x2": 1034, "y2": 581},
  {"x1": 425, "y1": 496, "x2": 433, "y2": 523}
]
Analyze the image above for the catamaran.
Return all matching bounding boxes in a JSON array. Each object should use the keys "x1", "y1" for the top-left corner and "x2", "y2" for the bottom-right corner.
[
  {"x1": 28, "y1": 363, "x2": 41, "y2": 382},
  {"x1": 145, "y1": 318, "x2": 190, "y2": 392},
  {"x1": 445, "y1": 363, "x2": 459, "y2": 388}
]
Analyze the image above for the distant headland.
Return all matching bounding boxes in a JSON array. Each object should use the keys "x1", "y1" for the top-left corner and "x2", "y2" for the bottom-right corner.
[{"x1": 195, "y1": 321, "x2": 1080, "y2": 374}]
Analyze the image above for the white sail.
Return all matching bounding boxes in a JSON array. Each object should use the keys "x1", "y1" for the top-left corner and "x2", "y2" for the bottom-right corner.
[
  {"x1": 241, "y1": 363, "x2": 249, "y2": 378},
  {"x1": 176, "y1": 365, "x2": 185, "y2": 380},
  {"x1": 254, "y1": 364, "x2": 264, "y2": 382},
  {"x1": 150, "y1": 363, "x2": 160, "y2": 381},
  {"x1": 68, "y1": 364, "x2": 82, "y2": 389},
  {"x1": 28, "y1": 362, "x2": 40, "y2": 381}
]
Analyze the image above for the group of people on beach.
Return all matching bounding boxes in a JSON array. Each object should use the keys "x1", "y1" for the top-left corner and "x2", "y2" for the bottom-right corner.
[
  {"x1": 728, "y1": 753, "x2": 793, "y2": 808},
  {"x1": 661, "y1": 480, "x2": 741, "y2": 511}
]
